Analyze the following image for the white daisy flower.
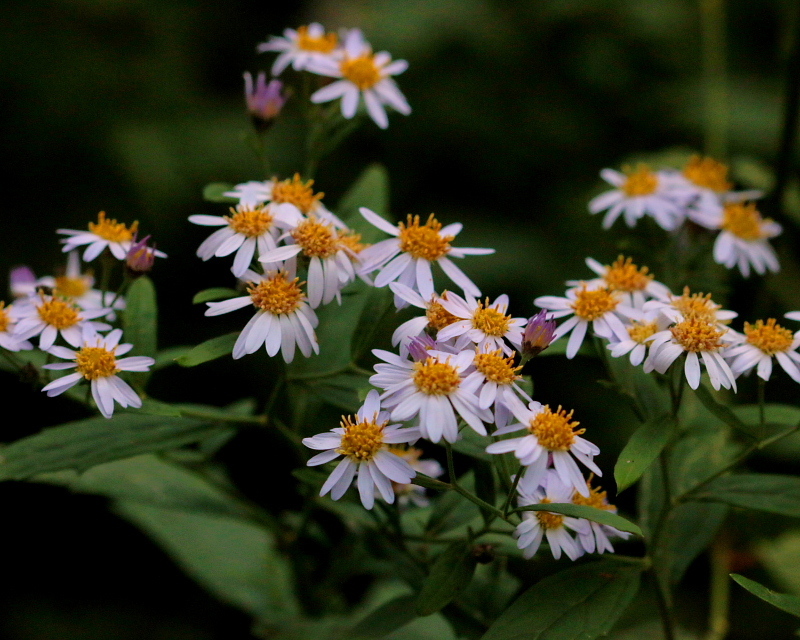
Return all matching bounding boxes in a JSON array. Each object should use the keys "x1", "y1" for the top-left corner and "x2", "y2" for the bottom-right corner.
[
  {"x1": 302, "y1": 390, "x2": 420, "y2": 509},
  {"x1": 204, "y1": 269, "x2": 319, "y2": 363},
  {"x1": 257, "y1": 23, "x2": 340, "y2": 76},
  {"x1": 645, "y1": 315, "x2": 738, "y2": 391},
  {"x1": 435, "y1": 292, "x2": 526, "y2": 355},
  {"x1": 642, "y1": 286, "x2": 736, "y2": 325},
  {"x1": 725, "y1": 319, "x2": 800, "y2": 383},
  {"x1": 223, "y1": 180, "x2": 273, "y2": 208},
  {"x1": 462, "y1": 347, "x2": 530, "y2": 427},
  {"x1": 13, "y1": 292, "x2": 111, "y2": 350},
  {"x1": 369, "y1": 348, "x2": 489, "y2": 443},
  {"x1": 308, "y1": 29, "x2": 411, "y2": 129},
  {"x1": 358, "y1": 207, "x2": 494, "y2": 305},
  {"x1": 41, "y1": 328, "x2": 154, "y2": 418},
  {"x1": 384, "y1": 446, "x2": 444, "y2": 508},
  {"x1": 514, "y1": 472, "x2": 589, "y2": 561},
  {"x1": 387, "y1": 283, "x2": 461, "y2": 348},
  {"x1": 534, "y1": 285, "x2": 630, "y2": 359},
  {"x1": 486, "y1": 402, "x2": 601, "y2": 497},
  {"x1": 571, "y1": 476, "x2": 629, "y2": 555},
  {"x1": 607, "y1": 310, "x2": 670, "y2": 367},
  {"x1": 0, "y1": 301, "x2": 32, "y2": 352},
  {"x1": 588, "y1": 164, "x2": 686, "y2": 230},
  {"x1": 58, "y1": 212, "x2": 165, "y2": 262},
  {"x1": 571, "y1": 256, "x2": 671, "y2": 309}
]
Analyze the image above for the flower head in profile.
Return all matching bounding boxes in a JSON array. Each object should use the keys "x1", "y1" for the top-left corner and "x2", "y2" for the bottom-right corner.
[
  {"x1": 307, "y1": 29, "x2": 411, "y2": 129},
  {"x1": 384, "y1": 446, "x2": 444, "y2": 508},
  {"x1": 572, "y1": 476, "x2": 630, "y2": 554},
  {"x1": 243, "y1": 72, "x2": 287, "y2": 130},
  {"x1": 41, "y1": 328, "x2": 154, "y2": 418},
  {"x1": 643, "y1": 286, "x2": 737, "y2": 328},
  {"x1": 574, "y1": 256, "x2": 670, "y2": 309},
  {"x1": 725, "y1": 319, "x2": 800, "y2": 383},
  {"x1": 302, "y1": 391, "x2": 420, "y2": 509},
  {"x1": 58, "y1": 212, "x2": 165, "y2": 262},
  {"x1": 521, "y1": 310, "x2": 557, "y2": 361},
  {"x1": 358, "y1": 207, "x2": 494, "y2": 305},
  {"x1": 257, "y1": 23, "x2": 340, "y2": 76}
]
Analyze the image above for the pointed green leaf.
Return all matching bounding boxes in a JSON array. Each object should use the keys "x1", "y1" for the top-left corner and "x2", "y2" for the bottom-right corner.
[
  {"x1": 615, "y1": 414, "x2": 675, "y2": 492},
  {"x1": 694, "y1": 473, "x2": 800, "y2": 517},
  {"x1": 415, "y1": 541, "x2": 478, "y2": 616},
  {"x1": 513, "y1": 503, "x2": 642, "y2": 535},
  {"x1": 693, "y1": 384, "x2": 749, "y2": 434},
  {"x1": 480, "y1": 560, "x2": 641, "y2": 640},
  {"x1": 731, "y1": 574, "x2": 800, "y2": 617},
  {"x1": 203, "y1": 182, "x2": 238, "y2": 203},
  {"x1": 123, "y1": 275, "x2": 158, "y2": 385},
  {"x1": 176, "y1": 332, "x2": 238, "y2": 367},
  {"x1": 192, "y1": 287, "x2": 240, "y2": 304}
]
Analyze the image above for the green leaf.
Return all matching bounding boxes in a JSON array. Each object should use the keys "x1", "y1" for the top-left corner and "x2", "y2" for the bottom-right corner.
[
  {"x1": 123, "y1": 275, "x2": 158, "y2": 386},
  {"x1": 192, "y1": 287, "x2": 240, "y2": 304},
  {"x1": 731, "y1": 574, "x2": 800, "y2": 617},
  {"x1": 695, "y1": 473, "x2": 800, "y2": 517},
  {"x1": 480, "y1": 560, "x2": 642, "y2": 640},
  {"x1": 734, "y1": 403, "x2": 800, "y2": 428},
  {"x1": 615, "y1": 414, "x2": 675, "y2": 492},
  {"x1": 336, "y1": 164, "x2": 390, "y2": 230},
  {"x1": 152, "y1": 346, "x2": 192, "y2": 370},
  {"x1": 350, "y1": 285, "x2": 395, "y2": 362},
  {"x1": 176, "y1": 332, "x2": 238, "y2": 367},
  {"x1": 415, "y1": 541, "x2": 478, "y2": 616},
  {"x1": 346, "y1": 594, "x2": 418, "y2": 639},
  {"x1": 514, "y1": 503, "x2": 642, "y2": 536},
  {"x1": 203, "y1": 182, "x2": 238, "y2": 203},
  {"x1": 293, "y1": 371, "x2": 370, "y2": 413},
  {"x1": 0, "y1": 412, "x2": 230, "y2": 480},
  {"x1": 692, "y1": 384, "x2": 749, "y2": 435}
]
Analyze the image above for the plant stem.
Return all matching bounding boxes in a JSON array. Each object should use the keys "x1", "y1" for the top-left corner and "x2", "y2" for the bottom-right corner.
[
  {"x1": 757, "y1": 377, "x2": 766, "y2": 439},
  {"x1": 444, "y1": 442, "x2": 511, "y2": 523},
  {"x1": 700, "y1": 0, "x2": 728, "y2": 159},
  {"x1": 178, "y1": 408, "x2": 268, "y2": 425},
  {"x1": 502, "y1": 465, "x2": 524, "y2": 518},
  {"x1": 704, "y1": 531, "x2": 731, "y2": 640},
  {"x1": 652, "y1": 569, "x2": 677, "y2": 640}
]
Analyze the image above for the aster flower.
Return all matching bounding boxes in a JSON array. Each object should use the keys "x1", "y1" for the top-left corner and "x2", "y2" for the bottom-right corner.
[
  {"x1": 435, "y1": 292, "x2": 526, "y2": 355},
  {"x1": 0, "y1": 301, "x2": 32, "y2": 352},
  {"x1": 384, "y1": 446, "x2": 444, "y2": 508},
  {"x1": 388, "y1": 283, "x2": 460, "y2": 347},
  {"x1": 572, "y1": 476, "x2": 629, "y2": 554},
  {"x1": 462, "y1": 347, "x2": 531, "y2": 427},
  {"x1": 588, "y1": 164, "x2": 686, "y2": 230},
  {"x1": 514, "y1": 472, "x2": 589, "y2": 561},
  {"x1": 607, "y1": 309, "x2": 670, "y2": 367},
  {"x1": 58, "y1": 211, "x2": 165, "y2": 262},
  {"x1": 486, "y1": 402, "x2": 601, "y2": 496},
  {"x1": 308, "y1": 29, "x2": 411, "y2": 129},
  {"x1": 369, "y1": 348, "x2": 489, "y2": 443},
  {"x1": 302, "y1": 390, "x2": 420, "y2": 509},
  {"x1": 204, "y1": 269, "x2": 318, "y2": 363},
  {"x1": 257, "y1": 23, "x2": 340, "y2": 76},
  {"x1": 572, "y1": 256, "x2": 670, "y2": 309},
  {"x1": 13, "y1": 292, "x2": 111, "y2": 350},
  {"x1": 725, "y1": 319, "x2": 800, "y2": 383},
  {"x1": 41, "y1": 328, "x2": 154, "y2": 418},
  {"x1": 358, "y1": 207, "x2": 494, "y2": 304},
  {"x1": 534, "y1": 285, "x2": 630, "y2": 359},
  {"x1": 243, "y1": 72, "x2": 287, "y2": 129}
]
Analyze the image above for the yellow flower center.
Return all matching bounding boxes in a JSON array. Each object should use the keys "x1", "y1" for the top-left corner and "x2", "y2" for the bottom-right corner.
[
  {"x1": 572, "y1": 479, "x2": 613, "y2": 511},
  {"x1": 271, "y1": 174, "x2": 324, "y2": 215},
  {"x1": 296, "y1": 25, "x2": 338, "y2": 53},
  {"x1": 604, "y1": 256, "x2": 653, "y2": 292},
  {"x1": 426, "y1": 297, "x2": 459, "y2": 331},
  {"x1": 474, "y1": 350, "x2": 522, "y2": 385},
  {"x1": 398, "y1": 214, "x2": 454, "y2": 262},
  {"x1": 721, "y1": 202, "x2": 769, "y2": 241},
  {"x1": 88, "y1": 211, "x2": 138, "y2": 243},
  {"x1": 745, "y1": 318, "x2": 794, "y2": 356},
  {"x1": 292, "y1": 218, "x2": 338, "y2": 258},
  {"x1": 472, "y1": 300, "x2": 512, "y2": 337},
  {"x1": 413, "y1": 357, "x2": 461, "y2": 395},
  {"x1": 225, "y1": 206, "x2": 274, "y2": 237},
  {"x1": 336, "y1": 414, "x2": 385, "y2": 462},
  {"x1": 338, "y1": 232, "x2": 367, "y2": 255},
  {"x1": 54, "y1": 275, "x2": 91, "y2": 299},
  {"x1": 248, "y1": 273, "x2": 305, "y2": 315},
  {"x1": 621, "y1": 164, "x2": 658, "y2": 197},
  {"x1": 75, "y1": 345, "x2": 119, "y2": 380},
  {"x1": 628, "y1": 321, "x2": 659, "y2": 344},
  {"x1": 340, "y1": 55, "x2": 382, "y2": 90},
  {"x1": 682, "y1": 155, "x2": 732, "y2": 192},
  {"x1": 672, "y1": 288, "x2": 722, "y2": 323},
  {"x1": 571, "y1": 286, "x2": 619, "y2": 321},
  {"x1": 670, "y1": 317, "x2": 724, "y2": 352},
  {"x1": 38, "y1": 297, "x2": 81, "y2": 330},
  {"x1": 535, "y1": 498, "x2": 565, "y2": 530},
  {"x1": 0, "y1": 302, "x2": 10, "y2": 333},
  {"x1": 529, "y1": 405, "x2": 584, "y2": 451}
]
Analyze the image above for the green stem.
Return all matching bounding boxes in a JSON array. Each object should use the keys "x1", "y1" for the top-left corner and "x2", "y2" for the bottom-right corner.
[
  {"x1": 652, "y1": 568, "x2": 677, "y2": 640},
  {"x1": 700, "y1": 0, "x2": 728, "y2": 159},
  {"x1": 757, "y1": 377, "x2": 766, "y2": 439},
  {"x1": 502, "y1": 465, "x2": 524, "y2": 518},
  {"x1": 444, "y1": 442, "x2": 511, "y2": 523},
  {"x1": 704, "y1": 531, "x2": 731, "y2": 640},
  {"x1": 177, "y1": 408, "x2": 268, "y2": 425}
]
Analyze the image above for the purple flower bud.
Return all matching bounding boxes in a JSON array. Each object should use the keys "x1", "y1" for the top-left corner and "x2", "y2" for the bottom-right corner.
[
  {"x1": 10, "y1": 265, "x2": 37, "y2": 298},
  {"x1": 244, "y1": 72, "x2": 287, "y2": 130},
  {"x1": 125, "y1": 235, "x2": 158, "y2": 276},
  {"x1": 408, "y1": 335, "x2": 439, "y2": 361},
  {"x1": 522, "y1": 310, "x2": 557, "y2": 359}
]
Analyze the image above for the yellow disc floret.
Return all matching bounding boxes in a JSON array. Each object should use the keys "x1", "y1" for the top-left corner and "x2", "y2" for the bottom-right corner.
[
  {"x1": 54, "y1": 275, "x2": 91, "y2": 299},
  {"x1": 670, "y1": 317, "x2": 725, "y2": 352},
  {"x1": 535, "y1": 498, "x2": 565, "y2": 530},
  {"x1": 225, "y1": 206, "x2": 274, "y2": 237},
  {"x1": 721, "y1": 202, "x2": 769, "y2": 241},
  {"x1": 0, "y1": 302, "x2": 10, "y2": 333},
  {"x1": 413, "y1": 357, "x2": 461, "y2": 395},
  {"x1": 682, "y1": 155, "x2": 732, "y2": 192},
  {"x1": 474, "y1": 350, "x2": 522, "y2": 385},
  {"x1": 75, "y1": 345, "x2": 119, "y2": 380},
  {"x1": 398, "y1": 214, "x2": 454, "y2": 261},
  {"x1": 337, "y1": 415, "x2": 386, "y2": 462},
  {"x1": 745, "y1": 318, "x2": 794, "y2": 356},
  {"x1": 271, "y1": 174, "x2": 324, "y2": 215},
  {"x1": 38, "y1": 297, "x2": 81, "y2": 329},
  {"x1": 296, "y1": 25, "x2": 338, "y2": 53},
  {"x1": 604, "y1": 256, "x2": 654, "y2": 292},
  {"x1": 338, "y1": 232, "x2": 367, "y2": 256},
  {"x1": 529, "y1": 405, "x2": 585, "y2": 451},
  {"x1": 292, "y1": 217, "x2": 338, "y2": 258},
  {"x1": 621, "y1": 164, "x2": 658, "y2": 197},
  {"x1": 572, "y1": 477, "x2": 614, "y2": 511},
  {"x1": 628, "y1": 321, "x2": 659, "y2": 344},
  {"x1": 673, "y1": 287, "x2": 722, "y2": 323},
  {"x1": 571, "y1": 286, "x2": 619, "y2": 321},
  {"x1": 472, "y1": 300, "x2": 512, "y2": 337},
  {"x1": 88, "y1": 211, "x2": 138, "y2": 243},
  {"x1": 248, "y1": 272, "x2": 305, "y2": 315},
  {"x1": 426, "y1": 296, "x2": 458, "y2": 331},
  {"x1": 340, "y1": 55, "x2": 382, "y2": 90}
]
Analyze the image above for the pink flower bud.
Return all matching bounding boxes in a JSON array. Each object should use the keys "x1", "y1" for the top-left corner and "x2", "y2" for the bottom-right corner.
[
  {"x1": 244, "y1": 72, "x2": 287, "y2": 130},
  {"x1": 522, "y1": 310, "x2": 557, "y2": 359}
]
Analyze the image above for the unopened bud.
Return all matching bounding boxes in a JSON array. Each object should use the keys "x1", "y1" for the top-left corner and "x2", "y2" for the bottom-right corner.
[
  {"x1": 9, "y1": 265, "x2": 37, "y2": 298},
  {"x1": 407, "y1": 335, "x2": 439, "y2": 361},
  {"x1": 125, "y1": 235, "x2": 157, "y2": 276},
  {"x1": 244, "y1": 72, "x2": 287, "y2": 131},
  {"x1": 521, "y1": 310, "x2": 557, "y2": 361}
]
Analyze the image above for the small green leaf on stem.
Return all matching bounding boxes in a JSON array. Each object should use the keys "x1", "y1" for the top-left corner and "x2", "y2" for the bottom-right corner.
[
  {"x1": 615, "y1": 414, "x2": 675, "y2": 492},
  {"x1": 176, "y1": 333, "x2": 238, "y2": 367},
  {"x1": 731, "y1": 574, "x2": 800, "y2": 617},
  {"x1": 513, "y1": 503, "x2": 642, "y2": 536},
  {"x1": 415, "y1": 541, "x2": 478, "y2": 616}
]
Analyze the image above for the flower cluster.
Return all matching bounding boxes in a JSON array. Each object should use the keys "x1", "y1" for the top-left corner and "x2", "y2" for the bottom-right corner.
[{"x1": 590, "y1": 156, "x2": 780, "y2": 277}]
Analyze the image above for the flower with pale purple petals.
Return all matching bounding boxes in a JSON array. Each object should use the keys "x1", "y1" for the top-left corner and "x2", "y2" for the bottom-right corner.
[{"x1": 244, "y1": 72, "x2": 287, "y2": 129}]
